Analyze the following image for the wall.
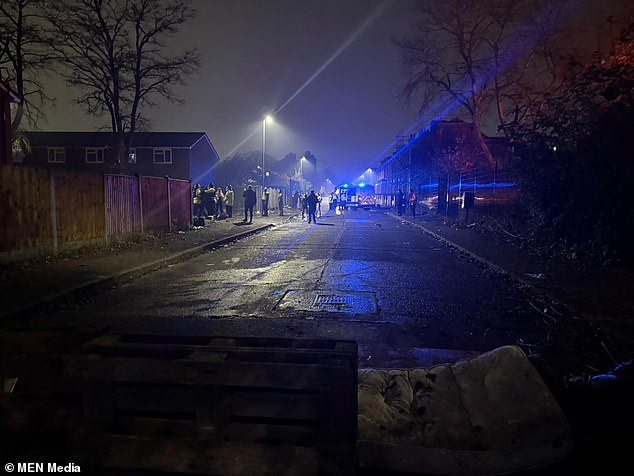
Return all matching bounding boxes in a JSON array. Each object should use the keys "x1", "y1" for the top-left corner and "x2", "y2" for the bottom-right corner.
[{"x1": 26, "y1": 146, "x2": 190, "y2": 180}]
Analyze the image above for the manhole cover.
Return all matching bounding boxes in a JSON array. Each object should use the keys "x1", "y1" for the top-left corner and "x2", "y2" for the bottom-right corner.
[
  {"x1": 276, "y1": 290, "x2": 377, "y2": 314},
  {"x1": 312, "y1": 294, "x2": 354, "y2": 310}
]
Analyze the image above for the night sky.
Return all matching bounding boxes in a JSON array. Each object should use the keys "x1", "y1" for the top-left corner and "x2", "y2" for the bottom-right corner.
[
  {"x1": 42, "y1": 0, "x2": 418, "y2": 183},
  {"x1": 40, "y1": 0, "x2": 629, "y2": 184}
]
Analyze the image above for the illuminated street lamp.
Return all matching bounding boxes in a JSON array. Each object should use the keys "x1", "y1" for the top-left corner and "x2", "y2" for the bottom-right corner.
[
  {"x1": 262, "y1": 115, "x2": 273, "y2": 190},
  {"x1": 300, "y1": 156, "x2": 306, "y2": 192},
  {"x1": 359, "y1": 168, "x2": 374, "y2": 186}
]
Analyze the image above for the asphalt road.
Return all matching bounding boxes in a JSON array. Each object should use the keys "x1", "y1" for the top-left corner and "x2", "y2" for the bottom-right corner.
[{"x1": 21, "y1": 208, "x2": 604, "y2": 373}]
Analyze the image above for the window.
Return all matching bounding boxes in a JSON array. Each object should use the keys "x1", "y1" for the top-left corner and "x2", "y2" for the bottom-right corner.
[
  {"x1": 128, "y1": 148, "x2": 137, "y2": 163},
  {"x1": 48, "y1": 148, "x2": 66, "y2": 163},
  {"x1": 85, "y1": 148, "x2": 105, "y2": 163},
  {"x1": 153, "y1": 148, "x2": 172, "y2": 164}
]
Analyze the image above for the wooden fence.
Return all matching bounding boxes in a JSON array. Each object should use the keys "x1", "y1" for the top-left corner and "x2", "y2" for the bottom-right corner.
[{"x1": 0, "y1": 165, "x2": 191, "y2": 262}]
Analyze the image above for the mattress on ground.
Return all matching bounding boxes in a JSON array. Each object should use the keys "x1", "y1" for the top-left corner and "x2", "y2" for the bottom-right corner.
[{"x1": 357, "y1": 345, "x2": 572, "y2": 475}]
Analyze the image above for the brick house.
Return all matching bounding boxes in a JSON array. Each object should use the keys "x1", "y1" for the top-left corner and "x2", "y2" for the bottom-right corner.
[
  {"x1": 16, "y1": 131, "x2": 219, "y2": 184},
  {"x1": 375, "y1": 119, "x2": 517, "y2": 209},
  {"x1": 377, "y1": 120, "x2": 515, "y2": 188}
]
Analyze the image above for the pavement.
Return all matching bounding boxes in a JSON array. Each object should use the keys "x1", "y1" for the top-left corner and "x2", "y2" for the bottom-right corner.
[
  {"x1": 0, "y1": 211, "x2": 295, "y2": 322},
  {"x1": 395, "y1": 211, "x2": 634, "y2": 345},
  {"x1": 1, "y1": 206, "x2": 633, "y2": 356}
]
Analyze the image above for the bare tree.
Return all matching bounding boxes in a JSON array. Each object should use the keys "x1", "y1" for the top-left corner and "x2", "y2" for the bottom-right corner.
[
  {"x1": 397, "y1": 0, "x2": 564, "y2": 167},
  {"x1": 45, "y1": 0, "x2": 200, "y2": 161},
  {"x1": 0, "y1": 0, "x2": 54, "y2": 132}
]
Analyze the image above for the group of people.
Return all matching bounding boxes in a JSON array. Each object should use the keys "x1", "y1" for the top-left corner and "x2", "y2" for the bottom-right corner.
[
  {"x1": 241, "y1": 185, "x2": 286, "y2": 223},
  {"x1": 246, "y1": 187, "x2": 322, "y2": 224},
  {"x1": 193, "y1": 183, "x2": 235, "y2": 219},
  {"x1": 193, "y1": 183, "x2": 324, "y2": 225},
  {"x1": 396, "y1": 188, "x2": 417, "y2": 217}
]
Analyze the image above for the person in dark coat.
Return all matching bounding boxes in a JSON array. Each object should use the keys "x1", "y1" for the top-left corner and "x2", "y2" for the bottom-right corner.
[
  {"x1": 203, "y1": 183, "x2": 216, "y2": 218},
  {"x1": 301, "y1": 193, "x2": 308, "y2": 219},
  {"x1": 306, "y1": 190, "x2": 319, "y2": 224},
  {"x1": 278, "y1": 190, "x2": 284, "y2": 216},
  {"x1": 243, "y1": 185, "x2": 257, "y2": 223},
  {"x1": 397, "y1": 189, "x2": 405, "y2": 216}
]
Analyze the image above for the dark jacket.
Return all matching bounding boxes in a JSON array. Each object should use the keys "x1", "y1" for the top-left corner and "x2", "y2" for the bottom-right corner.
[
  {"x1": 306, "y1": 192, "x2": 319, "y2": 210},
  {"x1": 243, "y1": 187, "x2": 257, "y2": 207}
]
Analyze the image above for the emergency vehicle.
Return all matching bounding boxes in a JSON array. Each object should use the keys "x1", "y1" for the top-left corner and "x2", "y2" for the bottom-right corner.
[{"x1": 333, "y1": 183, "x2": 376, "y2": 210}]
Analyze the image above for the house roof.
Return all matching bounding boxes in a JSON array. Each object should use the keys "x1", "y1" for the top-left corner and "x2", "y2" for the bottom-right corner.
[
  {"x1": 23, "y1": 131, "x2": 217, "y2": 154},
  {"x1": 379, "y1": 119, "x2": 512, "y2": 169},
  {"x1": 425, "y1": 119, "x2": 489, "y2": 144}
]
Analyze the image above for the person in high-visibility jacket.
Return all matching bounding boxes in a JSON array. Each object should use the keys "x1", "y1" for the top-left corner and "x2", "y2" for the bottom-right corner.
[
  {"x1": 261, "y1": 187, "x2": 270, "y2": 216},
  {"x1": 192, "y1": 184, "x2": 205, "y2": 217}
]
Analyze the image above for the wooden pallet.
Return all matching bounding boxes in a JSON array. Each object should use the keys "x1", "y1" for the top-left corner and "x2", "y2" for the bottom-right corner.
[
  {"x1": 0, "y1": 328, "x2": 103, "y2": 460},
  {"x1": 65, "y1": 334, "x2": 359, "y2": 475},
  {"x1": 1, "y1": 327, "x2": 102, "y2": 391}
]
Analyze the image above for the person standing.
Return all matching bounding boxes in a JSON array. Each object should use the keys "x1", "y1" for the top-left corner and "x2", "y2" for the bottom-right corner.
[
  {"x1": 216, "y1": 186, "x2": 225, "y2": 217},
  {"x1": 301, "y1": 193, "x2": 308, "y2": 220},
  {"x1": 192, "y1": 184, "x2": 205, "y2": 218},
  {"x1": 278, "y1": 190, "x2": 284, "y2": 216},
  {"x1": 225, "y1": 185, "x2": 235, "y2": 218},
  {"x1": 243, "y1": 185, "x2": 256, "y2": 223},
  {"x1": 397, "y1": 189, "x2": 405, "y2": 216},
  {"x1": 409, "y1": 188, "x2": 417, "y2": 218},
  {"x1": 306, "y1": 190, "x2": 319, "y2": 224},
  {"x1": 204, "y1": 183, "x2": 216, "y2": 218},
  {"x1": 261, "y1": 187, "x2": 270, "y2": 216}
]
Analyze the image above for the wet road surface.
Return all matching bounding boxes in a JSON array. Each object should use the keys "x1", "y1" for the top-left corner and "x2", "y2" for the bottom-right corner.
[{"x1": 21, "y1": 208, "x2": 605, "y2": 373}]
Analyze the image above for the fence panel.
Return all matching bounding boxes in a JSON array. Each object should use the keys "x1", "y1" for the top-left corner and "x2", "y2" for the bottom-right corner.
[
  {"x1": 445, "y1": 166, "x2": 521, "y2": 219},
  {"x1": 419, "y1": 176, "x2": 439, "y2": 210},
  {"x1": 140, "y1": 176, "x2": 169, "y2": 232},
  {"x1": 168, "y1": 179, "x2": 191, "y2": 230},
  {"x1": 53, "y1": 170, "x2": 105, "y2": 246},
  {"x1": 0, "y1": 165, "x2": 54, "y2": 254},
  {"x1": 105, "y1": 175, "x2": 140, "y2": 237},
  {"x1": 487, "y1": 169, "x2": 520, "y2": 205}
]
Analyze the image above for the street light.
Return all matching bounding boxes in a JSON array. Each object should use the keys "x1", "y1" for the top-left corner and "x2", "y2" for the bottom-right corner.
[
  {"x1": 300, "y1": 156, "x2": 305, "y2": 192},
  {"x1": 262, "y1": 115, "x2": 272, "y2": 190}
]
